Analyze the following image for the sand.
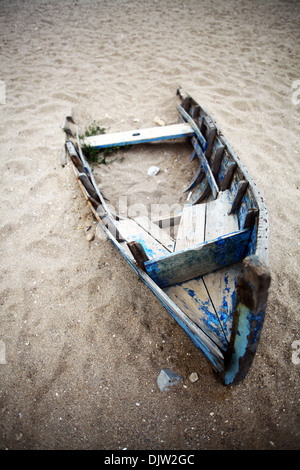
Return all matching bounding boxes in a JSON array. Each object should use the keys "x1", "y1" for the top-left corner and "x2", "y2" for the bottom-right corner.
[{"x1": 0, "y1": 0, "x2": 299, "y2": 450}]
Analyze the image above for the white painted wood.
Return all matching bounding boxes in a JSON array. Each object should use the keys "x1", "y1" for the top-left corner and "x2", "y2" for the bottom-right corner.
[
  {"x1": 115, "y1": 219, "x2": 168, "y2": 260},
  {"x1": 205, "y1": 190, "x2": 239, "y2": 239},
  {"x1": 134, "y1": 216, "x2": 175, "y2": 252},
  {"x1": 175, "y1": 203, "x2": 206, "y2": 251},
  {"x1": 83, "y1": 123, "x2": 194, "y2": 148}
]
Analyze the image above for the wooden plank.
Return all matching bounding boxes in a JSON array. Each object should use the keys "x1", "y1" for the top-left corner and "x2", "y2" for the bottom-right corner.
[
  {"x1": 203, "y1": 190, "x2": 240, "y2": 342},
  {"x1": 115, "y1": 219, "x2": 169, "y2": 260},
  {"x1": 203, "y1": 264, "x2": 241, "y2": 343},
  {"x1": 127, "y1": 241, "x2": 149, "y2": 269},
  {"x1": 205, "y1": 190, "x2": 239, "y2": 239},
  {"x1": 83, "y1": 123, "x2": 194, "y2": 148},
  {"x1": 183, "y1": 165, "x2": 205, "y2": 193},
  {"x1": 164, "y1": 198, "x2": 229, "y2": 350},
  {"x1": 134, "y1": 216, "x2": 175, "y2": 252},
  {"x1": 177, "y1": 103, "x2": 207, "y2": 150},
  {"x1": 188, "y1": 179, "x2": 211, "y2": 205},
  {"x1": 164, "y1": 278, "x2": 228, "y2": 351},
  {"x1": 144, "y1": 228, "x2": 251, "y2": 288},
  {"x1": 191, "y1": 136, "x2": 219, "y2": 199},
  {"x1": 229, "y1": 180, "x2": 249, "y2": 214},
  {"x1": 152, "y1": 213, "x2": 181, "y2": 229},
  {"x1": 175, "y1": 204, "x2": 206, "y2": 251}
]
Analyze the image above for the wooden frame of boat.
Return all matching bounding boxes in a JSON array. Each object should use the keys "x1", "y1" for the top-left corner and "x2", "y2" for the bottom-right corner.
[{"x1": 63, "y1": 88, "x2": 271, "y2": 385}]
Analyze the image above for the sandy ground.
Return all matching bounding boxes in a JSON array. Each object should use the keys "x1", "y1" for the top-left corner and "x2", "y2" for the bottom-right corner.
[{"x1": 0, "y1": 0, "x2": 299, "y2": 451}]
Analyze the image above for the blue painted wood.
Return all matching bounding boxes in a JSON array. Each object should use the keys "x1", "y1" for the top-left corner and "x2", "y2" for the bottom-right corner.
[
  {"x1": 191, "y1": 136, "x2": 219, "y2": 199},
  {"x1": 144, "y1": 229, "x2": 251, "y2": 288},
  {"x1": 223, "y1": 255, "x2": 271, "y2": 384},
  {"x1": 177, "y1": 103, "x2": 207, "y2": 150},
  {"x1": 183, "y1": 165, "x2": 205, "y2": 192},
  {"x1": 164, "y1": 277, "x2": 229, "y2": 351},
  {"x1": 83, "y1": 123, "x2": 195, "y2": 149}
]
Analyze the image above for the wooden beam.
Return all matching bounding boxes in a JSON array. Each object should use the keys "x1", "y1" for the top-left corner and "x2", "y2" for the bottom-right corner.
[
  {"x1": 127, "y1": 241, "x2": 149, "y2": 269},
  {"x1": 191, "y1": 137, "x2": 219, "y2": 200},
  {"x1": 145, "y1": 229, "x2": 251, "y2": 288},
  {"x1": 83, "y1": 123, "x2": 194, "y2": 148},
  {"x1": 177, "y1": 103, "x2": 207, "y2": 150},
  {"x1": 229, "y1": 180, "x2": 249, "y2": 214}
]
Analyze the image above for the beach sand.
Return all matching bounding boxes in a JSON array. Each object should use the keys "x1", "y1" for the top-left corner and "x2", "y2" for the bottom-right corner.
[{"x1": 0, "y1": 0, "x2": 299, "y2": 450}]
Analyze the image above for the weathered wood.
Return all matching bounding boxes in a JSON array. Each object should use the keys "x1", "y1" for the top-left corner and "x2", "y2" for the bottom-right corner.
[
  {"x1": 220, "y1": 162, "x2": 237, "y2": 191},
  {"x1": 65, "y1": 87, "x2": 271, "y2": 385},
  {"x1": 203, "y1": 190, "x2": 240, "y2": 342},
  {"x1": 164, "y1": 278, "x2": 228, "y2": 351},
  {"x1": 223, "y1": 255, "x2": 271, "y2": 385},
  {"x1": 243, "y1": 208, "x2": 259, "y2": 229},
  {"x1": 77, "y1": 173, "x2": 100, "y2": 203},
  {"x1": 152, "y1": 213, "x2": 181, "y2": 230},
  {"x1": 134, "y1": 216, "x2": 175, "y2": 252},
  {"x1": 210, "y1": 145, "x2": 224, "y2": 178},
  {"x1": 165, "y1": 197, "x2": 229, "y2": 351},
  {"x1": 205, "y1": 190, "x2": 239, "y2": 239},
  {"x1": 229, "y1": 180, "x2": 249, "y2": 214},
  {"x1": 83, "y1": 123, "x2": 194, "y2": 148},
  {"x1": 127, "y1": 241, "x2": 149, "y2": 269},
  {"x1": 183, "y1": 165, "x2": 205, "y2": 193},
  {"x1": 175, "y1": 204, "x2": 206, "y2": 251},
  {"x1": 116, "y1": 219, "x2": 169, "y2": 260},
  {"x1": 177, "y1": 103, "x2": 207, "y2": 150},
  {"x1": 145, "y1": 229, "x2": 251, "y2": 288},
  {"x1": 189, "y1": 150, "x2": 196, "y2": 162},
  {"x1": 201, "y1": 115, "x2": 217, "y2": 159},
  {"x1": 203, "y1": 264, "x2": 241, "y2": 343},
  {"x1": 191, "y1": 136, "x2": 219, "y2": 199},
  {"x1": 188, "y1": 180, "x2": 211, "y2": 205}
]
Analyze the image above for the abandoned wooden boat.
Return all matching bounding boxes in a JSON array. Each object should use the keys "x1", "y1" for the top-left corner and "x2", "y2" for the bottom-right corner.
[{"x1": 63, "y1": 88, "x2": 271, "y2": 385}]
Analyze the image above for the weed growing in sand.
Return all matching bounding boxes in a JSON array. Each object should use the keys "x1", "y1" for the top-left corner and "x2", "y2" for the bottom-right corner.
[{"x1": 80, "y1": 120, "x2": 129, "y2": 165}]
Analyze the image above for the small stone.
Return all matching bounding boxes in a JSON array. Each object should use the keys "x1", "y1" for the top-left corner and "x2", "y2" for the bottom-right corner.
[
  {"x1": 157, "y1": 368, "x2": 183, "y2": 391},
  {"x1": 147, "y1": 166, "x2": 160, "y2": 176},
  {"x1": 153, "y1": 116, "x2": 165, "y2": 126},
  {"x1": 189, "y1": 372, "x2": 199, "y2": 383},
  {"x1": 86, "y1": 230, "x2": 95, "y2": 242}
]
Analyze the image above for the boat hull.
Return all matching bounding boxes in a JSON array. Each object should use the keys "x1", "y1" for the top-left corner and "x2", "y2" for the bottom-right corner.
[{"x1": 63, "y1": 89, "x2": 271, "y2": 385}]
